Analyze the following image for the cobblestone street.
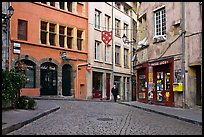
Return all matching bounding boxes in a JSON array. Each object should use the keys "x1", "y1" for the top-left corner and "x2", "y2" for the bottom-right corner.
[{"x1": 8, "y1": 100, "x2": 202, "y2": 135}]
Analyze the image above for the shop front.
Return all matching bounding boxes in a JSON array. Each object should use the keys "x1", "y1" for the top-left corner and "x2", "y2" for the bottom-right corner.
[
  {"x1": 136, "y1": 63, "x2": 148, "y2": 103},
  {"x1": 149, "y1": 57, "x2": 174, "y2": 107}
]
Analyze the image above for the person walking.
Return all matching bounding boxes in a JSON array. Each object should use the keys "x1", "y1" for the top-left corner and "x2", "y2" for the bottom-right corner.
[{"x1": 111, "y1": 83, "x2": 119, "y2": 102}]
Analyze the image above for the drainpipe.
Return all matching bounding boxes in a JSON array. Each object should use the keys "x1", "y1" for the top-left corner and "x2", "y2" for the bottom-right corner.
[
  {"x1": 76, "y1": 63, "x2": 89, "y2": 99},
  {"x1": 199, "y1": 2, "x2": 202, "y2": 106},
  {"x1": 181, "y1": 2, "x2": 186, "y2": 108},
  {"x1": 111, "y1": 2, "x2": 114, "y2": 100}
]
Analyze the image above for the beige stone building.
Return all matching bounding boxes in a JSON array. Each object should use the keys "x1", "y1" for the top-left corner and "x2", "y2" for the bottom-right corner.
[
  {"x1": 134, "y1": 2, "x2": 202, "y2": 109},
  {"x1": 87, "y1": 2, "x2": 137, "y2": 101}
]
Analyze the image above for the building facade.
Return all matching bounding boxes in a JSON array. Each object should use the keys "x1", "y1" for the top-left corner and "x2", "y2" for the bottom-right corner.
[
  {"x1": 87, "y1": 2, "x2": 137, "y2": 101},
  {"x1": 134, "y1": 2, "x2": 202, "y2": 108},
  {"x1": 9, "y1": 2, "x2": 88, "y2": 99}
]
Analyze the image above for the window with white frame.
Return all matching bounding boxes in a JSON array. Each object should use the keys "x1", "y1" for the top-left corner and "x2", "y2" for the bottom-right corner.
[
  {"x1": 95, "y1": 41, "x2": 101, "y2": 61},
  {"x1": 115, "y1": 45, "x2": 120, "y2": 65},
  {"x1": 124, "y1": 48, "x2": 128, "y2": 68},
  {"x1": 124, "y1": 23, "x2": 128, "y2": 39},
  {"x1": 105, "y1": 44, "x2": 111, "y2": 63},
  {"x1": 115, "y1": 19, "x2": 120, "y2": 37},
  {"x1": 95, "y1": 10, "x2": 101, "y2": 29},
  {"x1": 154, "y1": 7, "x2": 166, "y2": 36},
  {"x1": 105, "y1": 14, "x2": 110, "y2": 31}
]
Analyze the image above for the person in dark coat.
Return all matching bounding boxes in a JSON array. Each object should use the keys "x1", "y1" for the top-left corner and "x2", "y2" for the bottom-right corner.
[{"x1": 111, "y1": 83, "x2": 119, "y2": 102}]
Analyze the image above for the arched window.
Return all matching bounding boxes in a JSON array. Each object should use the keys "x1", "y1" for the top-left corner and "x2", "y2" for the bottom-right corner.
[{"x1": 15, "y1": 60, "x2": 36, "y2": 88}]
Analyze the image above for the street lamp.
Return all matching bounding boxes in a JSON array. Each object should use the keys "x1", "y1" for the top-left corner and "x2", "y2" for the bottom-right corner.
[
  {"x1": 122, "y1": 34, "x2": 137, "y2": 101},
  {"x1": 2, "y1": 5, "x2": 14, "y2": 70},
  {"x1": 122, "y1": 34, "x2": 136, "y2": 44}
]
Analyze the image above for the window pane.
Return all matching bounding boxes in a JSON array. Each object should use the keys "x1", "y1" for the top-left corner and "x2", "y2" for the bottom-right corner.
[
  {"x1": 18, "y1": 20, "x2": 27, "y2": 41},
  {"x1": 59, "y1": 2, "x2": 64, "y2": 10},
  {"x1": 49, "y1": 33, "x2": 55, "y2": 45},
  {"x1": 59, "y1": 35, "x2": 64, "y2": 47},
  {"x1": 41, "y1": 31, "x2": 47, "y2": 44},
  {"x1": 67, "y1": 2, "x2": 72, "y2": 11}
]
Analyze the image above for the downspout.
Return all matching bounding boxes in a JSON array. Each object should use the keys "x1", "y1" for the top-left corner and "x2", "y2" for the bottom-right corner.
[
  {"x1": 199, "y1": 2, "x2": 202, "y2": 106},
  {"x1": 111, "y1": 2, "x2": 114, "y2": 100},
  {"x1": 181, "y1": 2, "x2": 186, "y2": 108}
]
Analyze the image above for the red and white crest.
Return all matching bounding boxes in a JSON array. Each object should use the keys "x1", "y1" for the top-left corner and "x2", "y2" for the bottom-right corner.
[{"x1": 101, "y1": 31, "x2": 112, "y2": 45}]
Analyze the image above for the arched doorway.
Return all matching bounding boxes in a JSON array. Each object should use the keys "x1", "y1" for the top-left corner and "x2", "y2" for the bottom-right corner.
[
  {"x1": 62, "y1": 64, "x2": 72, "y2": 96},
  {"x1": 40, "y1": 62, "x2": 57, "y2": 95}
]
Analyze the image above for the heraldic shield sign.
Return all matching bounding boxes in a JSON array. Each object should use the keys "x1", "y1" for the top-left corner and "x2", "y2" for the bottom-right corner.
[{"x1": 102, "y1": 31, "x2": 112, "y2": 45}]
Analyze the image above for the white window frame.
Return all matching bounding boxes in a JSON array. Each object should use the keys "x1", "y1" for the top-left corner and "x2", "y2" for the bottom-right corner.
[
  {"x1": 105, "y1": 14, "x2": 110, "y2": 31},
  {"x1": 154, "y1": 7, "x2": 166, "y2": 37},
  {"x1": 124, "y1": 48, "x2": 128, "y2": 68},
  {"x1": 95, "y1": 10, "x2": 101, "y2": 29},
  {"x1": 105, "y1": 44, "x2": 111, "y2": 63},
  {"x1": 115, "y1": 45, "x2": 120, "y2": 65},
  {"x1": 95, "y1": 41, "x2": 101, "y2": 61},
  {"x1": 115, "y1": 19, "x2": 120, "y2": 37}
]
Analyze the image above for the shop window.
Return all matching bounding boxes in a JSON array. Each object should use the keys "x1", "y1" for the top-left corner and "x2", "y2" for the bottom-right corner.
[
  {"x1": 18, "y1": 19, "x2": 27, "y2": 41},
  {"x1": 67, "y1": 27, "x2": 73, "y2": 49}
]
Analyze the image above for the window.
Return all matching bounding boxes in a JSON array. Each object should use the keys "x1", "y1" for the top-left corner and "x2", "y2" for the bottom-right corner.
[
  {"x1": 50, "y1": 2, "x2": 55, "y2": 7},
  {"x1": 95, "y1": 10, "x2": 101, "y2": 29},
  {"x1": 24, "y1": 61, "x2": 35, "y2": 88},
  {"x1": 105, "y1": 15, "x2": 110, "y2": 31},
  {"x1": 124, "y1": 6, "x2": 129, "y2": 14},
  {"x1": 77, "y1": 30, "x2": 83, "y2": 50},
  {"x1": 115, "y1": 19, "x2": 120, "y2": 37},
  {"x1": 18, "y1": 19, "x2": 27, "y2": 41},
  {"x1": 138, "y1": 13, "x2": 147, "y2": 40},
  {"x1": 124, "y1": 48, "x2": 128, "y2": 67},
  {"x1": 49, "y1": 23, "x2": 56, "y2": 46},
  {"x1": 67, "y1": 2, "x2": 72, "y2": 12},
  {"x1": 40, "y1": 21, "x2": 48, "y2": 44},
  {"x1": 95, "y1": 41, "x2": 101, "y2": 61},
  {"x1": 115, "y1": 45, "x2": 120, "y2": 65},
  {"x1": 105, "y1": 44, "x2": 111, "y2": 63},
  {"x1": 154, "y1": 7, "x2": 166, "y2": 36},
  {"x1": 59, "y1": 2, "x2": 65, "y2": 10},
  {"x1": 59, "y1": 26, "x2": 65, "y2": 48},
  {"x1": 124, "y1": 23, "x2": 128, "y2": 39},
  {"x1": 115, "y1": 2, "x2": 120, "y2": 9},
  {"x1": 67, "y1": 27, "x2": 73, "y2": 49}
]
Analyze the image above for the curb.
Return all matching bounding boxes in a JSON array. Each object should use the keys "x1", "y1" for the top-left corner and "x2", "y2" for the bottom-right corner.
[
  {"x1": 119, "y1": 102, "x2": 202, "y2": 126},
  {"x1": 2, "y1": 106, "x2": 60, "y2": 135}
]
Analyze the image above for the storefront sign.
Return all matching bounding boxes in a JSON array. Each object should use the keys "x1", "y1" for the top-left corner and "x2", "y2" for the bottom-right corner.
[{"x1": 150, "y1": 60, "x2": 169, "y2": 66}]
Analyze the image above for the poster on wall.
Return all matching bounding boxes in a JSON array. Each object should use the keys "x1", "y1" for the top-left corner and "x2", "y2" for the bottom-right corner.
[{"x1": 174, "y1": 69, "x2": 181, "y2": 83}]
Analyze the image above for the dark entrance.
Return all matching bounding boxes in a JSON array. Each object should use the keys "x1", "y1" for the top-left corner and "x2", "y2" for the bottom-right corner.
[
  {"x1": 62, "y1": 64, "x2": 72, "y2": 96},
  {"x1": 106, "y1": 74, "x2": 110, "y2": 100},
  {"x1": 40, "y1": 62, "x2": 57, "y2": 95}
]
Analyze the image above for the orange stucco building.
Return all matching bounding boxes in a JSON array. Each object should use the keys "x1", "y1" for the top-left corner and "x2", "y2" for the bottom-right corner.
[{"x1": 9, "y1": 2, "x2": 88, "y2": 99}]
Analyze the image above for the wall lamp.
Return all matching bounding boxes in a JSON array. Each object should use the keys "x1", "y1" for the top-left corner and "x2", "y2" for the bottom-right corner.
[
  {"x1": 2, "y1": 5, "x2": 14, "y2": 32},
  {"x1": 122, "y1": 34, "x2": 136, "y2": 44}
]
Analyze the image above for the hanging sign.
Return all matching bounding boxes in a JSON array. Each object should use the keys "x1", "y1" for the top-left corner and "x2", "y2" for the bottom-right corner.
[{"x1": 102, "y1": 31, "x2": 112, "y2": 45}]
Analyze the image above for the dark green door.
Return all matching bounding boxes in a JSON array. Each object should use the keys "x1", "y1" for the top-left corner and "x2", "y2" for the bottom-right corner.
[
  {"x1": 62, "y1": 64, "x2": 71, "y2": 96},
  {"x1": 40, "y1": 63, "x2": 57, "y2": 95}
]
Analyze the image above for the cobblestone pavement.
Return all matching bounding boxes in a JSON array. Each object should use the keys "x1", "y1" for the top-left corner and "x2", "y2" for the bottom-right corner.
[{"x1": 8, "y1": 100, "x2": 202, "y2": 135}]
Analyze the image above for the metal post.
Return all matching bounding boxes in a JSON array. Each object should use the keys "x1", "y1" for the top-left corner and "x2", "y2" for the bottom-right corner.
[
  {"x1": 111, "y1": 2, "x2": 114, "y2": 101},
  {"x1": 129, "y1": 9, "x2": 133, "y2": 102},
  {"x1": 181, "y1": 2, "x2": 186, "y2": 108}
]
